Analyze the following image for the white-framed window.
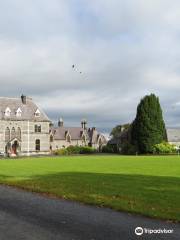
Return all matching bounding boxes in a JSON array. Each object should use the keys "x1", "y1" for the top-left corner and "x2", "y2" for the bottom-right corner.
[
  {"x1": 5, "y1": 107, "x2": 11, "y2": 117},
  {"x1": 35, "y1": 109, "x2": 40, "y2": 117},
  {"x1": 16, "y1": 107, "x2": 22, "y2": 117},
  {"x1": 35, "y1": 124, "x2": 41, "y2": 133}
]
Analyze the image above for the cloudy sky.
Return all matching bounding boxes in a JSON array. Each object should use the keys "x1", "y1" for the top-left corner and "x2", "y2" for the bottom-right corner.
[{"x1": 1, "y1": 0, "x2": 180, "y2": 132}]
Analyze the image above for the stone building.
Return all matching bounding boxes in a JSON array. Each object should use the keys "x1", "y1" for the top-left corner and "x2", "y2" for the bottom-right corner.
[
  {"x1": 50, "y1": 118, "x2": 107, "y2": 151},
  {"x1": 0, "y1": 95, "x2": 106, "y2": 156},
  {"x1": 167, "y1": 128, "x2": 180, "y2": 148},
  {"x1": 0, "y1": 95, "x2": 51, "y2": 156}
]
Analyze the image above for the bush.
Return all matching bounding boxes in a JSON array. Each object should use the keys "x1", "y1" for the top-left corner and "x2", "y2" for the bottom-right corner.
[
  {"x1": 53, "y1": 148, "x2": 68, "y2": 155},
  {"x1": 121, "y1": 142, "x2": 137, "y2": 155},
  {"x1": 66, "y1": 145, "x2": 80, "y2": 154},
  {"x1": 79, "y1": 146, "x2": 96, "y2": 154},
  {"x1": 102, "y1": 145, "x2": 117, "y2": 153},
  {"x1": 53, "y1": 146, "x2": 96, "y2": 155},
  {"x1": 153, "y1": 142, "x2": 176, "y2": 154}
]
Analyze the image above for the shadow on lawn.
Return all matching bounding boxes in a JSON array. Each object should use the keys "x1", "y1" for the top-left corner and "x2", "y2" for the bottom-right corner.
[{"x1": 8, "y1": 172, "x2": 180, "y2": 221}]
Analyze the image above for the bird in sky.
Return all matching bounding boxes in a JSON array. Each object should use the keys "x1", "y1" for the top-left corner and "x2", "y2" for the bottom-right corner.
[{"x1": 72, "y1": 65, "x2": 83, "y2": 74}]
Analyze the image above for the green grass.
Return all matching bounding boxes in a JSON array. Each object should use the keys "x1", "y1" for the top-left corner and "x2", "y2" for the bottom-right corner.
[{"x1": 0, "y1": 155, "x2": 180, "y2": 221}]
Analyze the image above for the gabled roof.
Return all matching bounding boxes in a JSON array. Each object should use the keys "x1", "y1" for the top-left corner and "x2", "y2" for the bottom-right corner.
[
  {"x1": 0, "y1": 97, "x2": 50, "y2": 122},
  {"x1": 51, "y1": 125, "x2": 107, "y2": 144},
  {"x1": 52, "y1": 127, "x2": 87, "y2": 140}
]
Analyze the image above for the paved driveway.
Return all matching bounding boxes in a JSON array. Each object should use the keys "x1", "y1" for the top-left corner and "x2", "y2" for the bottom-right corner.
[{"x1": 0, "y1": 185, "x2": 179, "y2": 240}]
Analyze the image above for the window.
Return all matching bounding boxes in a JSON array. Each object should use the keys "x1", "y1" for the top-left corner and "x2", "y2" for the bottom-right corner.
[
  {"x1": 66, "y1": 135, "x2": 71, "y2": 143},
  {"x1": 5, "y1": 107, "x2": 11, "y2": 117},
  {"x1": 35, "y1": 124, "x2": 41, "y2": 133},
  {"x1": 35, "y1": 109, "x2": 40, "y2": 117},
  {"x1": 50, "y1": 135, "x2": 53, "y2": 142},
  {"x1": 5, "y1": 127, "x2": 10, "y2": 142},
  {"x1": 82, "y1": 135, "x2": 86, "y2": 142},
  {"x1": 11, "y1": 127, "x2": 16, "y2": 139},
  {"x1": 35, "y1": 139, "x2": 40, "y2": 151},
  {"x1": 16, "y1": 108, "x2": 22, "y2": 117},
  {"x1": 17, "y1": 127, "x2": 21, "y2": 140}
]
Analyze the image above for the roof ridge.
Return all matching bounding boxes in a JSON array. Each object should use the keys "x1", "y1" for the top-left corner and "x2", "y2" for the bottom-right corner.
[{"x1": 0, "y1": 97, "x2": 32, "y2": 100}]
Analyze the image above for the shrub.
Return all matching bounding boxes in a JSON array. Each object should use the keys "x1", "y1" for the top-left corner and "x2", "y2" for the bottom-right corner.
[
  {"x1": 53, "y1": 145, "x2": 97, "y2": 155},
  {"x1": 79, "y1": 146, "x2": 96, "y2": 154},
  {"x1": 66, "y1": 145, "x2": 80, "y2": 154},
  {"x1": 102, "y1": 145, "x2": 117, "y2": 153},
  {"x1": 53, "y1": 148, "x2": 68, "y2": 155},
  {"x1": 121, "y1": 142, "x2": 137, "y2": 155},
  {"x1": 153, "y1": 142, "x2": 176, "y2": 154}
]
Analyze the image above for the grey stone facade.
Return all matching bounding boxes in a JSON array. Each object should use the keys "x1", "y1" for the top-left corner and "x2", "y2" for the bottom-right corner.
[
  {"x1": 167, "y1": 128, "x2": 180, "y2": 147},
  {"x1": 0, "y1": 96, "x2": 107, "y2": 156},
  {"x1": 50, "y1": 119, "x2": 107, "y2": 151},
  {"x1": 0, "y1": 96, "x2": 50, "y2": 156}
]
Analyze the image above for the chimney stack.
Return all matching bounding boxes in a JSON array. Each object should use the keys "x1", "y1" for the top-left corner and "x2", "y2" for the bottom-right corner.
[
  {"x1": 21, "y1": 95, "x2": 27, "y2": 104},
  {"x1": 81, "y1": 119, "x2": 87, "y2": 129},
  {"x1": 58, "y1": 118, "x2": 64, "y2": 127}
]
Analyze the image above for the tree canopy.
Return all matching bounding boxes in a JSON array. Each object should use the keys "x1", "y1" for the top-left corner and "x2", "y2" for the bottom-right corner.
[{"x1": 131, "y1": 94, "x2": 167, "y2": 153}]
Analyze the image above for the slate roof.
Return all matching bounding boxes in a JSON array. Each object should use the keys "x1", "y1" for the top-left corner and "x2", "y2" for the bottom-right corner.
[
  {"x1": 0, "y1": 97, "x2": 50, "y2": 122},
  {"x1": 51, "y1": 126, "x2": 107, "y2": 143},
  {"x1": 167, "y1": 128, "x2": 180, "y2": 142},
  {"x1": 52, "y1": 127, "x2": 86, "y2": 140}
]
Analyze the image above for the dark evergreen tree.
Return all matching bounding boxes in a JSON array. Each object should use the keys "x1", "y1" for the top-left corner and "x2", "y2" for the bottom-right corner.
[{"x1": 131, "y1": 94, "x2": 167, "y2": 153}]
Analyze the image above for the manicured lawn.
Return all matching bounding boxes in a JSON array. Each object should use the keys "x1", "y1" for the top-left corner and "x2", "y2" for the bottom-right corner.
[{"x1": 0, "y1": 155, "x2": 179, "y2": 221}]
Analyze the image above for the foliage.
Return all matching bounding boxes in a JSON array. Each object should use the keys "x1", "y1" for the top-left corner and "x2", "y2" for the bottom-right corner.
[
  {"x1": 121, "y1": 142, "x2": 137, "y2": 155},
  {"x1": 110, "y1": 123, "x2": 130, "y2": 138},
  {"x1": 53, "y1": 148, "x2": 68, "y2": 155},
  {"x1": 153, "y1": 142, "x2": 176, "y2": 154},
  {"x1": 131, "y1": 94, "x2": 167, "y2": 153},
  {"x1": 66, "y1": 145, "x2": 81, "y2": 154},
  {"x1": 101, "y1": 144, "x2": 118, "y2": 153},
  {"x1": 78, "y1": 146, "x2": 96, "y2": 154},
  {"x1": 54, "y1": 146, "x2": 96, "y2": 155}
]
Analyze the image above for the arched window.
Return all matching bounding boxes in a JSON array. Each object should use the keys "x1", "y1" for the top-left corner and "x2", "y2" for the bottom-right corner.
[
  {"x1": 66, "y1": 135, "x2": 71, "y2": 143},
  {"x1": 35, "y1": 139, "x2": 40, "y2": 151},
  {"x1": 17, "y1": 127, "x2": 21, "y2": 140},
  {"x1": 11, "y1": 127, "x2": 16, "y2": 139},
  {"x1": 5, "y1": 127, "x2": 10, "y2": 142}
]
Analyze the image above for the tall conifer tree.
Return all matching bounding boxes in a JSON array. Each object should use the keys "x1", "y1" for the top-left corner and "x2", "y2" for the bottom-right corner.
[{"x1": 131, "y1": 94, "x2": 167, "y2": 153}]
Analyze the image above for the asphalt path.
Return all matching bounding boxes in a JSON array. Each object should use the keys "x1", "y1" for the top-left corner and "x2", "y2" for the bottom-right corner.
[{"x1": 0, "y1": 185, "x2": 179, "y2": 240}]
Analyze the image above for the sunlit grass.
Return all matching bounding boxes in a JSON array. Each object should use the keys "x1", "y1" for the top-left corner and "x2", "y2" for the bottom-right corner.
[{"x1": 0, "y1": 155, "x2": 179, "y2": 221}]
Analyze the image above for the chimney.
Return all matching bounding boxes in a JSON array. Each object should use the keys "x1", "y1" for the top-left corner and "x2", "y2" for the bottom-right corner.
[
  {"x1": 81, "y1": 119, "x2": 87, "y2": 129},
  {"x1": 58, "y1": 118, "x2": 64, "y2": 127},
  {"x1": 21, "y1": 95, "x2": 27, "y2": 104}
]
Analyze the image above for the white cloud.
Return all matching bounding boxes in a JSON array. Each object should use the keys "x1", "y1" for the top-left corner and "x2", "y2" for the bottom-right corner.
[{"x1": 0, "y1": 0, "x2": 180, "y2": 129}]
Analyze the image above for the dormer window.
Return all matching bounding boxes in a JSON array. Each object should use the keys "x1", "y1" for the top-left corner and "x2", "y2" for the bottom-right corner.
[
  {"x1": 5, "y1": 107, "x2": 11, "y2": 117},
  {"x1": 16, "y1": 107, "x2": 22, "y2": 117},
  {"x1": 35, "y1": 109, "x2": 40, "y2": 117}
]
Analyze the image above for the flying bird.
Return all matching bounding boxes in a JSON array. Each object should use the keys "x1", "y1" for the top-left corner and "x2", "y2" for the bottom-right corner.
[{"x1": 72, "y1": 65, "x2": 75, "y2": 68}]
